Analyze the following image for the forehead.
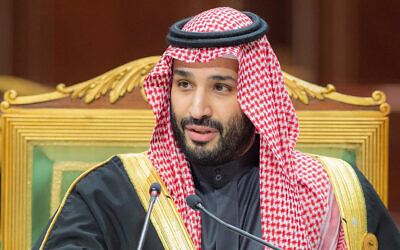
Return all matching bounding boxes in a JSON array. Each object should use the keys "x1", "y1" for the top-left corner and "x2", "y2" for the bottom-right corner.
[{"x1": 173, "y1": 57, "x2": 238, "y2": 73}]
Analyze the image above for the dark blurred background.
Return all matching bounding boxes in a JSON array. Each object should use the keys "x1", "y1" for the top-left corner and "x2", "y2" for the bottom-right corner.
[{"x1": 1, "y1": 0, "x2": 399, "y2": 223}]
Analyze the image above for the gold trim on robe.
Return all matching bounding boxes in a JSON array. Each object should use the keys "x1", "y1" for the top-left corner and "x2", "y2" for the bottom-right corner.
[
  {"x1": 119, "y1": 152, "x2": 196, "y2": 249},
  {"x1": 313, "y1": 155, "x2": 378, "y2": 250}
]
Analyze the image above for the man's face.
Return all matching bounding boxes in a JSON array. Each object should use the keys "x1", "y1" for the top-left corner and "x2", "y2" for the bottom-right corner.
[{"x1": 170, "y1": 57, "x2": 255, "y2": 166}]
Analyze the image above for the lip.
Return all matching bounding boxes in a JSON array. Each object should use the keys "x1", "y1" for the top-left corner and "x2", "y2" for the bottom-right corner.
[{"x1": 185, "y1": 125, "x2": 218, "y2": 143}]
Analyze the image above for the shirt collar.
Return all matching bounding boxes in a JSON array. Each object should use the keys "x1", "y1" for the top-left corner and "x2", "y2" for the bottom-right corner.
[{"x1": 190, "y1": 137, "x2": 259, "y2": 189}]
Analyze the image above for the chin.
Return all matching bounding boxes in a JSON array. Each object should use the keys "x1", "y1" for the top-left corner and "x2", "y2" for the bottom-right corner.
[{"x1": 188, "y1": 137, "x2": 219, "y2": 149}]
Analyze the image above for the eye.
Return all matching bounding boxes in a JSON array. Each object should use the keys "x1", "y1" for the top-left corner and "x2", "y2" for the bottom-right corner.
[
  {"x1": 214, "y1": 83, "x2": 231, "y2": 92},
  {"x1": 177, "y1": 80, "x2": 192, "y2": 89}
]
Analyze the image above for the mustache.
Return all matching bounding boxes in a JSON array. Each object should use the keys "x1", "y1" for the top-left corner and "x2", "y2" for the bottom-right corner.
[{"x1": 180, "y1": 116, "x2": 223, "y2": 134}]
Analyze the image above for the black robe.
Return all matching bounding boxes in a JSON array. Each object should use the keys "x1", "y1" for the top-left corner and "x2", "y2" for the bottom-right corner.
[
  {"x1": 34, "y1": 152, "x2": 400, "y2": 249},
  {"x1": 34, "y1": 156, "x2": 164, "y2": 249}
]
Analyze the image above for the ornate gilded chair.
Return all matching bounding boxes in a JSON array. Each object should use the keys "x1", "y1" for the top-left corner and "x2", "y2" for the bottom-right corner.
[{"x1": 0, "y1": 56, "x2": 389, "y2": 249}]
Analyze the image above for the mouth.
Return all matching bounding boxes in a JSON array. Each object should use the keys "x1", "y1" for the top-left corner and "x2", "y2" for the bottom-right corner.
[{"x1": 185, "y1": 125, "x2": 218, "y2": 143}]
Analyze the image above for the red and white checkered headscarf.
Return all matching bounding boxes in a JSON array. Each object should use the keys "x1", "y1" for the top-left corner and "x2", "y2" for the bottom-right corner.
[{"x1": 144, "y1": 7, "x2": 341, "y2": 249}]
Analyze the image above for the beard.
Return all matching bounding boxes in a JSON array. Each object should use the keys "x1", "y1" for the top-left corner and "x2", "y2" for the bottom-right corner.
[{"x1": 170, "y1": 109, "x2": 255, "y2": 166}]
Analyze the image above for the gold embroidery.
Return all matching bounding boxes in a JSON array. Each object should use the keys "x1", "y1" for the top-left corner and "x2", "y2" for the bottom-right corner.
[
  {"x1": 313, "y1": 155, "x2": 377, "y2": 249},
  {"x1": 119, "y1": 152, "x2": 195, "y2": 249}
]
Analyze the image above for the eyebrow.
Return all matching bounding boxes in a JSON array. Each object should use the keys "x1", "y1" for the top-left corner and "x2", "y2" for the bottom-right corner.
[
  {"x1": 173, "y1": 69, "x2": 237, "y2": 82},
  {"x1": 173, "y1": 69, "x2": 193, "y2": 78},
  {"x1": 208, "y1": 75, "x2": 237, "y2": 82}
]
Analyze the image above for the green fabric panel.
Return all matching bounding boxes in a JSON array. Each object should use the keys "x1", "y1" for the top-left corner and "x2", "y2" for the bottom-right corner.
[
  {"x1": 31, "y1": 144, "x2": 149, "y2": 246},
  {"x1": 296, "y1": 146, "x2": 357, "y2": 166},
  {"x1": 32, "y1": 147, "x2": 54, "y2": 247}
]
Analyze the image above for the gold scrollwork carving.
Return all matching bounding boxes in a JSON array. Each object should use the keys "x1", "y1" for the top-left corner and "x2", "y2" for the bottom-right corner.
[
  {"x1": 2, "y1": 56, "x2": 160, "y2": 109},
  {"x1": 55, "y1": 56, "x2": 160, "y2": 104},
  {"x1": 283, "y1": 72, "x2": 336, "y2": 104},
  {"x1": 379, "y1": 103, "x2": 390, "y2": 115},
  {"x1": 1, "y1": 101, "x2": 10, "y2": 110},
  {"x1": 4, "y1": 89, "x2": 18, "y2": 100},
  {"x1": 1, "y1": 56, "x2": 390, "y2": 115},
  {"x1": 282, "y1": 72, "x2": 390, "y2": 115},
  {"x1": 371, "y1": 90, "x2": 385, "y2": 102}
]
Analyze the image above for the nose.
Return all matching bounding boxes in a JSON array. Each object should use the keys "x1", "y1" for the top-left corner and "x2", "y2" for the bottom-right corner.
[{"x1": 189, "y1": 89, "x2": 212, "y2": 119}]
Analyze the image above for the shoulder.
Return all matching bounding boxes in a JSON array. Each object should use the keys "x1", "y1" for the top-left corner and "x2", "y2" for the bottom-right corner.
[
  {"x1": 72, "y1": 152, "x2": 156, "y2": 202},
  {"x1": 60, "y1": 153, "x2": 147, "y2": 207},
  {"x1": 73, "y1": 155, "x2": 129, "y2": 192},
  {"x1": 73, "y1": 152, "x2": 151, "y2": 196}
]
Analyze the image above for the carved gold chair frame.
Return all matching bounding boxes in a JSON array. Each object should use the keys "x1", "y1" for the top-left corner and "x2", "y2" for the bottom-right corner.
[{"x1": 1, "y1": 56, "x2": 389, "y2": 249}]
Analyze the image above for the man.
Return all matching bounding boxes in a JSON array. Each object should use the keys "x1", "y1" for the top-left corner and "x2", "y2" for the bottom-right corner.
[{"x1": 35, "y1": 7, "x2": 400, "y2": 249}]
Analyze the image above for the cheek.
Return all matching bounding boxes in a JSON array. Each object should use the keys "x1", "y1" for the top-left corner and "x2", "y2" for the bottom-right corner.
[
  {"x1": 170, "y1": 89, "x2": 187, "y2": 120},
  {"x1": 214, "y1": 98, "x2": 242, "y2": 123}
]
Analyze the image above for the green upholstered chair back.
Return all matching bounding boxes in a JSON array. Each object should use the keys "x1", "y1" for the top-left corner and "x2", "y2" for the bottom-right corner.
[{"x1": 1, "y1": 56, "x2": 389, "y2": 249}]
